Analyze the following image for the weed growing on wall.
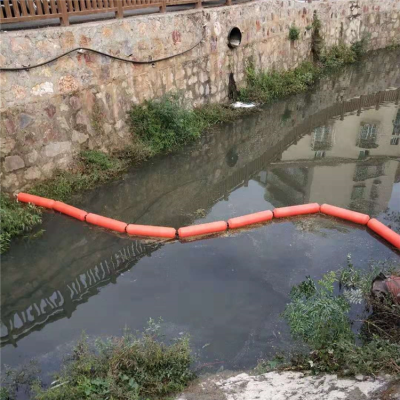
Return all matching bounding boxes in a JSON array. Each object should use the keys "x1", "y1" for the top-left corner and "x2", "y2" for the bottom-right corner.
[
  {"x1": 240, "y1": 39, "x2": 368, "y2": 103},
  {"x1": 0, "y1": 194, "x2": 42, "y2": 253},
  {"x1": 239, "y1": 61, "x2": 320, "y2": 103},
  {"x1": 128, "y1": 94, "x2": 204, "y2": 153},
  {"x1": 128, "y1": 94, "x2": 256, "y2": 153},
  {"x1": 288, "y1": 25, "x2": 300, "y2": 41},
  {"x1": 311, "y1": 12, "x2": 324, "y2": 61},
  {"x1": 30, "y1": 150, "x2": 127, "y2": 202}
]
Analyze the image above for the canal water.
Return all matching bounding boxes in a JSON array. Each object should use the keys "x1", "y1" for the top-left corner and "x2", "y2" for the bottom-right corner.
[{"x1": 1, "y1": 49, "x2": 400, "y2": 378}]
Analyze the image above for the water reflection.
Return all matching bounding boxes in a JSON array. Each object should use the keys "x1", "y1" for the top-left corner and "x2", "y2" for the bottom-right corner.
[
  {"x1": 1, "y1": 241, "x2": 160, "y2": 347},
  {"x1": 1, "y1": 50, "x2": 400, "y2": 365}
]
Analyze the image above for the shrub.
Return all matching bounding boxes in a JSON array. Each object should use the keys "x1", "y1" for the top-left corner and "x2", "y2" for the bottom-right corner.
[
  {"x1": 351, "y1": 35, "x2": 370, "y2": 59},
  {"x1": 0, "y1": 194, "x2": 42, "y2": 254},
  {"x1": 31, "y1": 323, "x2": 194, "y2": 400},
  {"x1": 320, "y1": 44, "x2": 357, "y2": 69},
  {"x1": 288, "y1": 25, "x2": 300, "y2": 41},
  {"x1": 128, "y1": 94, "x2": 203, "y2": 153},
  {"x1": 283, "y1": 272, "x2": 354, "y2": 350},
  {"x1": 278, "y1": 257, "x2": 400, "y2": 376}
]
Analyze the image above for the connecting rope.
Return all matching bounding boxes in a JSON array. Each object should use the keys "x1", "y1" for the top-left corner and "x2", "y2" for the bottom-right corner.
[{"x1": 0, "y1": 36, "x2": 204, "y2": 71}]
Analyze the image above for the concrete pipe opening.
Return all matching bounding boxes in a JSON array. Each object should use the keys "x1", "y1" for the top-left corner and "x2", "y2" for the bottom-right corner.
[{"x1": 228, "y1": 27, "x2": 242, "y2": 49}]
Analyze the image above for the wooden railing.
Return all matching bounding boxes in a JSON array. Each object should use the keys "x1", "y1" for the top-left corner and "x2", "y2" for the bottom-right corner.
[{"x1": 0, "y1": 0, "x2": 221, "y2": 27}]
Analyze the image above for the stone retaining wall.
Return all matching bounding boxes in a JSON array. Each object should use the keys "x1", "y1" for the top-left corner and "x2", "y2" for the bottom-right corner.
[{"x1": 1, "y1": 0, "x2": 400, "y2": 192}]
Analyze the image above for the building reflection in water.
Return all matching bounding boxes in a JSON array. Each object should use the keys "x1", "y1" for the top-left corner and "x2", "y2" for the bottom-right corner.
[{"x1": 261, "y1": 102, "x2": 400, "y2": 215}]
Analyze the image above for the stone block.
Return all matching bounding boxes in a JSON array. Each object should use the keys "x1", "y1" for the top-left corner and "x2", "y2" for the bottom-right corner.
[
  {"x1": 24, "y1": 167, "x2": 42, "y2": 180},
  {"x1": 44, "y1": 142, "x2": 72, "y2": 158},
  {"x1": 4, "y1": 155, "x2": 25, "y2": 172}
]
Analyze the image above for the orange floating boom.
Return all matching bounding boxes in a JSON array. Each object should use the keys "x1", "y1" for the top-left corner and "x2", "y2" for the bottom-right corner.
[
  {"x1": 321, "y1": 204, "x2": 370, "y2": 225},
  {"x1": 228, "y1": 210, "x2": 273, "y2": 229},
  {"x1": 17, "y1": 192, "x2": 55, "y2": 209},
  {"x1": 178, "y1": 221, "x2": 228, "y2": 238},
  {"x1": 86, "y1": 213, "x2": 128, "y2": 233},
  {"x1": 53, "y1": 201, "x2": 88, "y2": 221},
  {"x1": 367, "y1": 218, "x2": 400, "y2": 249},
  {"x1": 126, "y1": 224, "x2": 177, "y2": 238},
  {"x1": 273, "y1": 203, "x2": 320, "y2": 218}
]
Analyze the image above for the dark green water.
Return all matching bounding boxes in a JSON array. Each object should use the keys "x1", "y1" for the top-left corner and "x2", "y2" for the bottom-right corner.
[{"x1": 1, "y1": 50, "x2": 400, "y2": 378}]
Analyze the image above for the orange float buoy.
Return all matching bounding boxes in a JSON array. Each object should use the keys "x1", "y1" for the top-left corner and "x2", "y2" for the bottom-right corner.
[
  {"x1": 178, "y1": 221, "x2": 228, "y2": 238},
  {"x1": 367, "y1": 218, "x2": 400, "y2": 249},
  {"x1": 126, "y1": 224, "x2": 177, "y2": 238},
  {"x1": 86, "y1": 213, "x2": 127, "y2": 233},
  {"x1": 53, "y1": 201, "x2": 88, "y2": 221},
  {"x1": 228, "y1": 210, "x2": 273, "y2": 229},
  {"x1": 273, "y1": 203, "x2": 320, "y2": 218},
  {"x1": 17, "y1": 192, "x2": 55, "y2": 209},
  {"x1": 321, "y1": 204, "x2": 370, "y2": 225}
]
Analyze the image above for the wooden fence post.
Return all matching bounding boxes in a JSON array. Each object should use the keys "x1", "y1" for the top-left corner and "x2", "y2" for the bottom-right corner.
[
  {"x1": 59, "y1": 0, "x2": 69, "y2": 26},
  {"x1": 160, "y1": 0, "x2": 166, "y2": 13},
  {"x1": 116, "y1": 0, "x2": 123, "y2": 19},
  {"x1": 195, "y1": 0, "x2": 202, "y2": 9},
  {"x1": 225, "y1": 0, "x2": 232, "y2": 5}
]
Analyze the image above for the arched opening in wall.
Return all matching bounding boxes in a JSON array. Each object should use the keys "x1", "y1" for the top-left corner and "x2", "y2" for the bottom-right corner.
[{"x1": 228, "y1": 27, "x2": 242, "y2": 49}]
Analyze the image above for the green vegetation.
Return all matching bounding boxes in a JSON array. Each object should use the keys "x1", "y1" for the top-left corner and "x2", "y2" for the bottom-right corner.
[
  {"x1": 30, "y1": 150, "x2": 129, "y2": 203},
  {"x1": 258, "y1": 256, "x2": 400, "y2": 376},
  {"x1": 311, "y1": 12, "x2": 323, "y2": 61},
  {"x1": 128, "y1": 94, "x2": 253, "y2": 154},
  {"x1": 2, "y1": 322, "x2": 194, "y2": 400},
  {"x1": 34, "y1": 100, "x2": 250, "y2": 204},
  {"x1": 0, "y1": 194, "x2": 42, "y2": 253},
  {"x1": 239, "y1": 61, "x2": 320, "y2": 103},
  {"x1": 128, "y1": 94, "x2": 203, "y2": 153},
  {"x1": 288, "y1": 25, "x2": 300, "y2": 41},
  {"x1": 239, "y1": 38, "x2": 368, "y2": 103},
  {"x1": 33, "y1": 333, "x2": 193, "y2": 399}
]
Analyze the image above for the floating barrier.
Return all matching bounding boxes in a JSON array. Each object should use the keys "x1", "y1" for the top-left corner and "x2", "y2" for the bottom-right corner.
[
  {"x1": 17, "y1": 193, "x2": 55, "y2": 209},
  {"x1": 14, "y1": 193, "x2": 400, "y2": 249},
  {"x1": 228, "y1": 210, "x2": 273, "y2": 229},
  {"x1": 53, "y1": 201, "x2": 88, "y2": 221},
  {"x1": 273, "y1": 203, "x2": 320, "y2": 218},
  {"x1": 86, "y1": 213, "x2": 128, "y2": 233},
  {"x1": 178, "y1": 221, "x2": 228, "y2": 238},
  {"x1": 367, "y1": 218, "x2": 400, "y2": 249},
  {"x1": 126, "y1": 224, "x2": 176, "y2": 239},
  {"x1": 321, "y1": 204, "x2": 370, "y2": 225}
]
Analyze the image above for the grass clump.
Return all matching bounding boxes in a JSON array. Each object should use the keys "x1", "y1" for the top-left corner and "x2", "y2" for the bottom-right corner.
[
  {"x1": 0, "y1": 194, "x2": 42, "y2": 254},
  {"x1": 30, "y1": 150, "x2": 128, "y2": 203},
  {"x1": 194, "y1": 103, "x2": 256, "y2": 126},
  {"x1": 2, "y1": 321, "x2": 195, "y2": 400},
  {"x1": 240, "y1": 38, "x2": 369, "y2": 104},
  {"x1": 288, "y1": 25, "x2": 300, "y2": 41},
  {"x1": 128, "y1": 94, "x2": 256, "y2": 153},
  {"x1": 128, "y1": 94, "x2": 203, "y2": 153},
  {"x1": 261, "y1": 256, "x2": 400, "y2": 376},
  {"x1": 239, "y1": 61, "x2": 320, "y2": 103}
]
